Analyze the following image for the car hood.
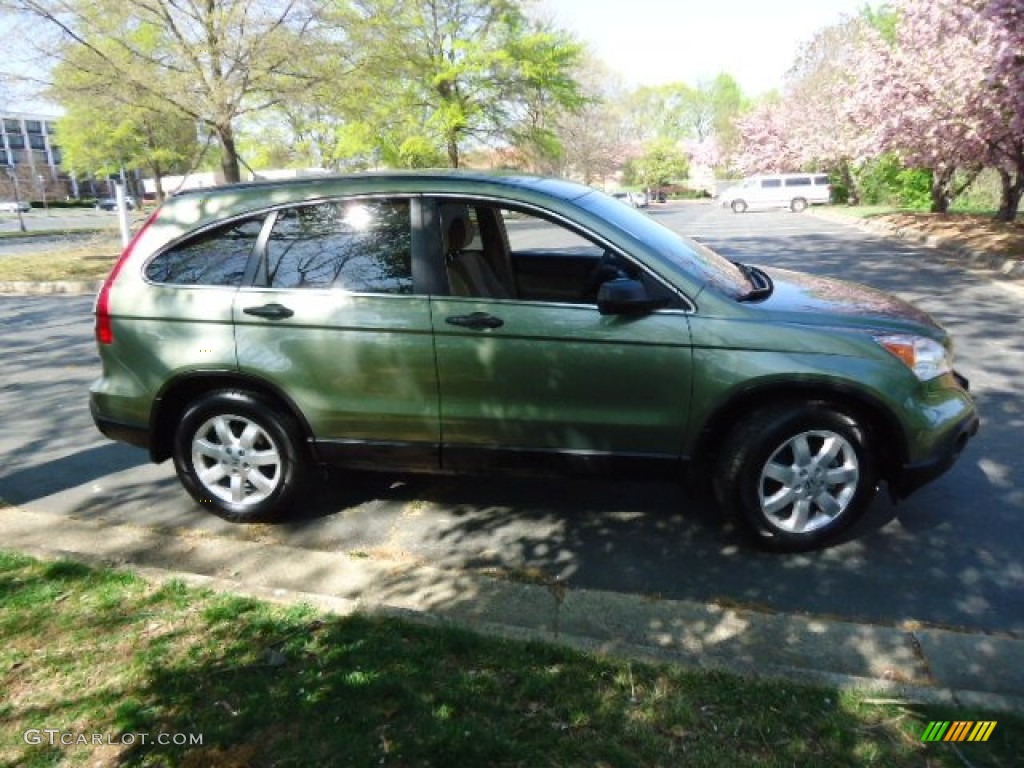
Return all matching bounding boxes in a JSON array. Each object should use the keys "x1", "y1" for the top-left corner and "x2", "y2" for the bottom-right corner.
[{"x1": 751, "y1": 267, "x2": 940, "y2": 334}]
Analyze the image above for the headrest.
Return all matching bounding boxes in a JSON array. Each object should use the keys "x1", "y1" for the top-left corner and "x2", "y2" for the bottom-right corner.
[{"x1": 440, "y1": 204, "x2": 473, "y2": 255}]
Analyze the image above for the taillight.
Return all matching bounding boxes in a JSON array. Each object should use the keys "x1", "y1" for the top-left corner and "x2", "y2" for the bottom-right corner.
[{"x1": 95, "y1": 210, "x2": 161, "y2": 344}]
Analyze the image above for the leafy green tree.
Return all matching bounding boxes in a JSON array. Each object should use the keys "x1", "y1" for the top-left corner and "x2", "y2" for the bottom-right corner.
[
  {"x1": 334, "y1": 0, "x2": 585, "y2": 168},
  {"x1": 708, "y1": 73, "x2": 745, "y2": 162},
  {"x1": 9, "y1": 0, "x2": 328, "y2": 182},
  {"x1": 627, "y1": 138, "x2": 690, "y2": 191},
  {"x1": 50, "y1": 53, "x2": 197, "y2": 200}
]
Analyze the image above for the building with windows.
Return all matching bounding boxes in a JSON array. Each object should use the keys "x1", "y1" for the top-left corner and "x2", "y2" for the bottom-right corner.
[{"x1": 0, "y1": 111, "x2": 72, "y2": 202}]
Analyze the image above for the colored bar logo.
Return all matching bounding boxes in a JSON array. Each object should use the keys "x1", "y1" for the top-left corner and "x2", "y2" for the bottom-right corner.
[{"x1": 921, "y1": 721, "x2": 997, "y2": 742}]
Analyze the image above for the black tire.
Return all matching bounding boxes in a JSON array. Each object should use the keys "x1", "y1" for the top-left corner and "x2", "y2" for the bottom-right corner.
[
  {"x1": 790, "y1": 197, "x2": 808, "y2": 212},
  {"x1": 713, "y1": 403, "x2": 877, "y2": 552},
  {"x1": 173, "y1": 390, "x2": 308, "y2": 522},
  {"x1": 731, "y1": 199, "x2": 748, "y2": 213}
]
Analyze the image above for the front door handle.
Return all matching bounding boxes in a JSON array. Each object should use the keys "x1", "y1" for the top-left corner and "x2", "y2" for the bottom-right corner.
[
  {"x1": 445, "y1": 312, "x2": 504, "y2": 330},
  {"x1": 243, "y1": 303, "x2": 294, "y2": 320}
]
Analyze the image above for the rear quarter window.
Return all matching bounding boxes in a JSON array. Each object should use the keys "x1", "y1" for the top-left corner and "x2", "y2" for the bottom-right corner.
[{"x1": 145, "y1": 217, "x2": 265, "y2": 285}]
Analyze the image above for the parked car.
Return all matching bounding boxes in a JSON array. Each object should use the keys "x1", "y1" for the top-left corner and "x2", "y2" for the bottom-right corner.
[
  {"x1": 0, "y1": 200, "x2": 30, "y2": 213},
  {"x1": 96, "y1": 196, "x2": 136, "y2": 211},
  {"x1": 719, "y1": 173, "x2": 831, "y2": 213},
  {"x1": 611, "y1": 191, "x2": 648, "y2": 208},
  {"x1": 90, "y1": 171, "x2": 977, "y2": 551}
]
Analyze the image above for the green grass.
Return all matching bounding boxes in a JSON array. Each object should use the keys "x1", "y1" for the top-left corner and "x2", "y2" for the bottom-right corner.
[
  {"x1": 1, "y1": 551, "x2": 1020, "y2": 767},
  {"x1": 0, "y1": 234, "x2": 122, "y2": 282}
]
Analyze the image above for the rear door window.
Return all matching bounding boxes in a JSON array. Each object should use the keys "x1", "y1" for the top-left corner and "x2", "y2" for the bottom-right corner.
[{"x1": 264, "y1": 200, "x2": 412, "y2": 294}]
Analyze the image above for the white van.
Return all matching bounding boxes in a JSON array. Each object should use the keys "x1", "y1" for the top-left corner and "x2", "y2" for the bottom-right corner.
[{"x1": 719, "y1": 173, "x2": 831, "y2": 213}]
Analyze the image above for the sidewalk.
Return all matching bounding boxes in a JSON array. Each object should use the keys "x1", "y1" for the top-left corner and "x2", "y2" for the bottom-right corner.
[{"x1": 2, "y1": 505, "x2": 1022, "y2": 714}]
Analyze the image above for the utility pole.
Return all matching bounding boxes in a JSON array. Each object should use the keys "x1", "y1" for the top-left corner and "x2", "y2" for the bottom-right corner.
[
  {"x1": 37, "y1": 174, "x2": 50, "y2": 217},
  {"x1": 6, "y1": 165, "x2": 26, "y2": 233}
]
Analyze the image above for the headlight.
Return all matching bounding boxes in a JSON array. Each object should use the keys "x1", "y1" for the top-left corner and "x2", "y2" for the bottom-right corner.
[{"x1": 874, "y1": 334, "x2": 951, "y2": 381}]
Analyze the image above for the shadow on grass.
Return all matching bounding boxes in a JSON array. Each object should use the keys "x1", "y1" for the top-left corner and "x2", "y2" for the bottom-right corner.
[{"x1": 4, "y1": 555, "x2": 1019, "y2": 768}]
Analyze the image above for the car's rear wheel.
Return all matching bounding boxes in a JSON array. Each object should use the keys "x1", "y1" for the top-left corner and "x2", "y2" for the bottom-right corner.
[
  {"x1": 173, "y1": 390, "x2": 308, "y2": 522},
  {"x1": 731, "y1": 199, "x2": 748, "y2": 213},
  {"x1": 714, "y1": 403, "x2": 877, "y2": 551},
  {"x1": 790, "y1": 197, "x2": 808, "y2": 212}
]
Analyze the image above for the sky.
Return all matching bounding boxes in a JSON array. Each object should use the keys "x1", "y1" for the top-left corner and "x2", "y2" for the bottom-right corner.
[
  {"x1": 2, "y1": 0, "x2": 869, "y2": 115},
  {"x1": 540, "y1": 0, "x2": 868, "y2": 95}
]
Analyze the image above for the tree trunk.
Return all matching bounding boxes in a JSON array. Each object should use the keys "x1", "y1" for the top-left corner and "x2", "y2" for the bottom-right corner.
[
  {"x1": 151, "y1": 162, "x2": 166, "y2": 203},
  {"x1": 216, "y1": 123, "x2": 242, "y2": 183},
  {"x1": 447, "y1": 137, "x2": 460, "y2": 169},
  {"x1": 995, "y1": 167, "x2": 1023, "y2": 222},
  {"x1": 930, "y1": 167, "x2": 954, "y2": 213},
  {"x1": 839, "y1": 159, "x2": 859, "y2": 206}
]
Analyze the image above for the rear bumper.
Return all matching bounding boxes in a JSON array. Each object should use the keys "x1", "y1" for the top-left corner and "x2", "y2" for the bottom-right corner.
[
  {"x1": 90, "y1": 399, "x2": 151, "y2": 452},
  {"x1": 888, "y1": 371, "x2": 979, "y2": 499}
]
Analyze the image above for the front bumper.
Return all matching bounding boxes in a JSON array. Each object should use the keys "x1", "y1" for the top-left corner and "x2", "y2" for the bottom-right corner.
[{"x1": 888, "y1": 370, "x2": 979, "y2": 499}]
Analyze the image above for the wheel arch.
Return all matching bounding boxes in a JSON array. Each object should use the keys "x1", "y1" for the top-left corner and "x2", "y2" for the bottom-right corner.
[
  {"x1": 692, "y1": 380, "x2": 908, "y2": 480},
  {"x1": 149, "y1": 370, "x2": 317, "y2": 464}
]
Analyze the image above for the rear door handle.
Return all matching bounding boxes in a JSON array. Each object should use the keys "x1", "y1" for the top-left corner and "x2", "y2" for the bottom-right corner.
[
  {"x1": 445, "y1": 312, "x2": 504, "y2": 330},
  {"x1": 243, "y1": 303, "x2": 294, "y2": 320}
]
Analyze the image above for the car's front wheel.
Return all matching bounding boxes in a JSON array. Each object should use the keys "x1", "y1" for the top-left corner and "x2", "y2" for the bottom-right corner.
[
  {"x1": 714, "y1": 403, "x2": 877, "y2": 551},
  {"x1": 731, "y1": 199, "x2": 748, "y2": 213},
  {"x1": 173, "y1": 390, "x2": 308, "y2": 522},
  {"x1": 790, "y1": 197, "x2": 808, "y2": 212}
]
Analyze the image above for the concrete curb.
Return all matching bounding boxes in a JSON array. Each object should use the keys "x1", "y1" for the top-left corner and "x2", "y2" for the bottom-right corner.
[
  {"x1": 0, "y1": 280, "x2": 102, "y2": 296},
  {"x1": 811, "y1": 209, "x2": 1024, "y2": 281},
  {"x1": 3, "y1": 507, "x2": 1023, "y2": 714}
]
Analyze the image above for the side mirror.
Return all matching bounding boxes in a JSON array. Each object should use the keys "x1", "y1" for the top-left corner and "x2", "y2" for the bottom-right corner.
[{"x1": 597, "y1": 278, "x2": 669, "y2": 316}]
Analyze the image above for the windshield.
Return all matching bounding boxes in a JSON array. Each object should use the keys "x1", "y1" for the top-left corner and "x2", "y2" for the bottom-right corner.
[{"x1": 576, "y1": 190, "x2": 751, "y2": 298}]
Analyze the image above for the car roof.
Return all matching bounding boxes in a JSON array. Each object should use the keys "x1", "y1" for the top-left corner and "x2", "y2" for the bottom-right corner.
[
  {"x1": 171, "y1": 170, "x2": 594, "y2": 205},
  {"x1": 142, "y1": 171, "x2": 606, "y2": 257}
]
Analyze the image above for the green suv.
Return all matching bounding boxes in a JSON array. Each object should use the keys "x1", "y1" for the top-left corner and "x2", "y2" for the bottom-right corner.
[{"x1": 90, "y1": 172, "x2": 978, "y2": 551}]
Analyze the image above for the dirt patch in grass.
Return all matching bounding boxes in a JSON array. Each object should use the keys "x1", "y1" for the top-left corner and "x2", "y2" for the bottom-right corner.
[{"x1": 870, "y1": 212, "x2": 1024, "y2": 261}]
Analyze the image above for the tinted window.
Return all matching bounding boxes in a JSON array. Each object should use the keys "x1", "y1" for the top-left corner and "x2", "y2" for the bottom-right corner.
[
  {"x1": 761, "y1": 179, "x2": 782, "y2": 188},
  {"x1": 265, "y1": 200, "x2": 412, "y2": 293},
  {"x1": 784, "y1": 177, "x2": 811, "y2": 187},
  {"x1": 814, "y1": 175, "x2": 830, "y2": 185},
  {"x1": 146, "y1": 217, "x2": 264, "y2": 285}
]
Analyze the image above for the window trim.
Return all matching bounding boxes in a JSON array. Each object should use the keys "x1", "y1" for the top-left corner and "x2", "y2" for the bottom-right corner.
[
  {"x1": 142, "y1": 212, "x2": 270, "y2": 288},
  {"x1": 143, "y1": 194, "x2": 421, "y2": 295},
  {"x1": 256, "y1": 196, "x2": 417, "y2": 295},
  {"x1": 423, "y1": 194, "x2": 696, "y2": 314}
]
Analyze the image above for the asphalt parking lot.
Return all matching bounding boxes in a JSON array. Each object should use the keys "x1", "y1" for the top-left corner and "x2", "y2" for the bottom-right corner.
[{"x1": 1, "y1": 202, "x2": 1021, "y2": 634}]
